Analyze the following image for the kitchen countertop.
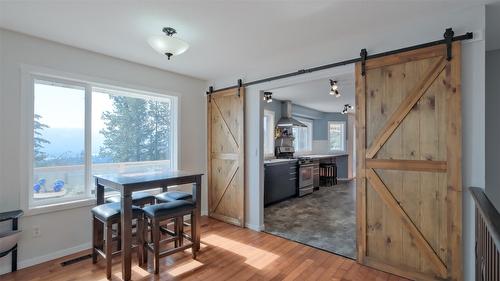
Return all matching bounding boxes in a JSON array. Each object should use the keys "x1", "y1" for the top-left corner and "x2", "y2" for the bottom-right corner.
[
  {"x1": 264, "y1": 154, "x2": 348, "y2": 165},
  {"x1": 304, "y1": 153, "x2": 348, "y2": 159},
  {"x1": 263, "y1": 158, "x2": 298, "y2": 165}
]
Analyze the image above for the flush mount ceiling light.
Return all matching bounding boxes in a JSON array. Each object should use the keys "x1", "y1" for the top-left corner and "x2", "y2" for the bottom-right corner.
[
  {"x1": 329, "y1": 80, "x2": 340, "y2": 98},
  {"x1": 341, "y1": 104, "x2": 353, "y2": 114},
  {"x1": 263, "y1": 92, "x2": 273, "y2": 103},
  {"x1": 148, "y1": 27, "x2": 189, "y2": 60}
]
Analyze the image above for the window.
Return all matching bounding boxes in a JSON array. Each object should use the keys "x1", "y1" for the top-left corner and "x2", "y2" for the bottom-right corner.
[
  {"x1": 328, "y1": 121, "x2": 346, "y2": 152},
  {"x1": 263, "y1": 110, "x2": 275, "y2": 157},
  {"x1": 293, "y1": 118, "x2": 313, "y2": 154},
  {"x1": 28, "y1": 75, "x2": 177, "y2": 209}
]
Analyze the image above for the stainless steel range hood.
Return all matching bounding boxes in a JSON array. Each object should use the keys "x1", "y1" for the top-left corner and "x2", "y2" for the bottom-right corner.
[{"x1": 276, "y1": 101, "x2": 307, "y2": 127}]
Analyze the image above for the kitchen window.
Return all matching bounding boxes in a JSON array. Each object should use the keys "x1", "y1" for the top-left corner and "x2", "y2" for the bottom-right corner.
[
  {"x1": 26, "y1": 73, "x2": 177, "y2": 210},
  {"x1": 293, "y1": 118, "x2": 313, "y2": 154},
  {"x1": 328, "y1": 121, "x2": 346, "y2": 152},
  {"x1": 263, "y1": 110, "x2": 275, "y2": 157}
]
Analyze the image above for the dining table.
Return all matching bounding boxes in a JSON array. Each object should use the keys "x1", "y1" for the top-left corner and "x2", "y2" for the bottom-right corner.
[{"x1": 94, "y1": 169, "x2": 203, "y2": 281}]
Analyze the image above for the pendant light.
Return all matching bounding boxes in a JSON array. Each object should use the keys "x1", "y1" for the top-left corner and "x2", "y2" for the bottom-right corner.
[
  {"x1": 148, "y1": 27, "x2": 189, "y2": 60},
  {"x1": 341, "y1": 104, "x2": 353, "y2": 114},
  {"x1": 263, "y1": 92, "x2": 273, "y2": 103},
  {"x1": 329, "y1": 80, "x2": 340, "y2": 98}
]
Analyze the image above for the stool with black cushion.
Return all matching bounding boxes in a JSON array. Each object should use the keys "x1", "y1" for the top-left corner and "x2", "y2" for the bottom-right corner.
[
  {"x1": 106, "y1": 191, "x2": 155, "y2": 207},
  {"x1": 155, "y1": 191, "x2": 192, "y2": 203},
  {"x1": 142, "y1": 200, "x2": 197, "y2": 274},
  {"x1": 155, "y1": 191, "x2": 193, "y2": 230},
  {"x1": 91, "y1": 203, "x2": 145, "y2": 279},
  {"x1": 319, "y1": 163, "x2": 337, "y2": 187}
]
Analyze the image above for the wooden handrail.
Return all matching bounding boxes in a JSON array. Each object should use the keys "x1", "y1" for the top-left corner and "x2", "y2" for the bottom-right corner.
[{"x1": 470, "y1": 187, "x2": 500, "y2": 250}]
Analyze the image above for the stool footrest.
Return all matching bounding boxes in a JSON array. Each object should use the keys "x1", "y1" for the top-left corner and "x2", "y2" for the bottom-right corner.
[{"x1": 158, "y1": 243, "x2": 193, "y2": 258}]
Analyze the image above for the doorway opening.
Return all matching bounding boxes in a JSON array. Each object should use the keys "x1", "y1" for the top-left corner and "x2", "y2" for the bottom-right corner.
[{"x1": 261, "y1": 72, "x2": 357, "y2": 259}]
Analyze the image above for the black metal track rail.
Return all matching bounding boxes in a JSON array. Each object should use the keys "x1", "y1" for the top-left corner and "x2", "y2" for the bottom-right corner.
[{"x1": 207, "y1": 28, "x2": 473, "y2": 94}]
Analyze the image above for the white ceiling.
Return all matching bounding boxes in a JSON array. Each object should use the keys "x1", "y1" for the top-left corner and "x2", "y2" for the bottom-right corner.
[
  {"x1": 271, "y1": 74, "x2": 354, "y2": 113},
  {"x1": 0, "y1": 0, "x2": 496, "y2": 81}
]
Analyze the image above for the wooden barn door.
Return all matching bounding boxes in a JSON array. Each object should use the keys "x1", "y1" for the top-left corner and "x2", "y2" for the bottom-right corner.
[
  {"x1": 207, "y1": 87, "x2": 245, "y2": 226},
  {"x1": 355, "y1": 43, "x2": 462, "y2": 280}
]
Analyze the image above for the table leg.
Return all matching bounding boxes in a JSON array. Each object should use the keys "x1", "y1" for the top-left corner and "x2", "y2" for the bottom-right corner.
[
  {"x1": 121, "y1": 192, "x2": 132, "y2": 281},
  {"x1": 96, "y1": 178, "x2": 104, "y2": 205},
  {"x1": 95, "y1": 180, "x2": 104, "y2": 257},
  {"x1": 192, "y1": 176, "x2": 202, "y2": 251}
]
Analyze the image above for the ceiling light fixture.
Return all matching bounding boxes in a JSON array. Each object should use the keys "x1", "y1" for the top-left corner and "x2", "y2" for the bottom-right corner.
[
  {"x1": 263, "y1": 92, "x2": 273, "y2": 103},
  {"x1": 341, "y1": 104, "x2": 353, "y2": 114},
  {"x1": 329, "y1": 80, "x2": 340, "y2": 98},
  {"x1": 148, "y1": 27, "x2": 189, "y2": 60}
]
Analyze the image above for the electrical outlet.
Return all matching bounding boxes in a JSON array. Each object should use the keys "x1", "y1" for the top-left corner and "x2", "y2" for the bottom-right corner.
[{"x1": 33, "y1": 226, "x2": 41, "y2": 238}]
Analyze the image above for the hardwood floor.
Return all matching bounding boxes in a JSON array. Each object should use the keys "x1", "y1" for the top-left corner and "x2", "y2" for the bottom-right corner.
[{"x1": 0, "y1": 217, "x2": 409, "y2": 281}]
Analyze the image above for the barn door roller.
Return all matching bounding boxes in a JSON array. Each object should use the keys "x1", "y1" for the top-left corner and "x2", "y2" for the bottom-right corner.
[{"x1": 444, "y1": 28, "x2": 454, "y2": 61}]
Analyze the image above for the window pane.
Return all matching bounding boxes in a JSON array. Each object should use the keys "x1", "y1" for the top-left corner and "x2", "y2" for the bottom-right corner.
[
  {"x1": 33, "y1": 80, "x2": 86, "y2": 203},
  {"x1": 263, "y1": 111, "x2": 275, "y2": 156},
  {"x1": 91, "y1": 89, "x2": 174, "y2": 178},
  {"x1": 329, "y1": 122, "x2": 345, "y2": 151},
  {"x1": 293, "y1": 119, "x2": 312, "y2": 153}
]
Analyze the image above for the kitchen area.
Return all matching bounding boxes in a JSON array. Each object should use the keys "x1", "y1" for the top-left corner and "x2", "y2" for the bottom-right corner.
[{"x1": 262, "y1": 77, "x2": 357, "y2": 259}]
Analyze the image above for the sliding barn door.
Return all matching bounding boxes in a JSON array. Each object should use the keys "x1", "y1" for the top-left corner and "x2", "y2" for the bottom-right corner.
[
  {"x1": 207, "y1": 87, "x2": 245, "y2": 226},
  {"x1": 356, "y1": 43, "x2": 462, "y2": 280}
]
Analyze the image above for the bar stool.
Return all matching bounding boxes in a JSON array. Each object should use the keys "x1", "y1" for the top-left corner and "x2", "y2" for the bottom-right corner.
[
  {"x1": 155, "y1": 191, "x2": 192, "y2": 203},
  {"x1": 106, "y1": 191, "x2": 155, "y2": 207},
  {"x1": 319, "y1": 163, "x2": 337, "y2": 186},
  {"x1": 142, "y1": 200, "x2": 197, "y2": 274},
  {"x1": 91, "y1": 202, "x2": 144, "y2": 279},
  {"x1": 155, "y1": 191, "x2": 193, "y2": 232}
]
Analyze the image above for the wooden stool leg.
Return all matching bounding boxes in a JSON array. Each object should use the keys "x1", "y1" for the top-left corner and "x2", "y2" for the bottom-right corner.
[
  {"x1": 143, "y1": 217, "x2": 149, "y2": 265},
  {"x1": 137, "y1": 217, "x2": 144, "y2": 267},
  {"x1": 191, "y1": 212, "x2": 197, "y2": 259},
  {"x1": 178, "y1": 217, "x2": 184, "y2": 247},
  {"x1": 117, "y1": 222, "x2": 122, "y2": 251},
  {"x1": 174, "y1": 218, "x2": 179, "y2": 248},
  {"x1": 106, "y1": 222, "x2": 113, "y2": 279},
  {"x1": 153, "y1": 219, "x2": 160, "y2": 274},
  {"x1": 92, "y1": 217, "x2": 99, "y2": 264}
]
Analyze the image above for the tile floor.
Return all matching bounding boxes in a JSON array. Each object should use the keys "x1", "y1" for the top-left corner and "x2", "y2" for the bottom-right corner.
[{"x1": 264, "y1": 180, "x2": 356, "y2": 259}]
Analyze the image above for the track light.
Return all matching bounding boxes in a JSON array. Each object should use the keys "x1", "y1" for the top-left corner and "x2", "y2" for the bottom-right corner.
[
  {"x1": 341, "y1": 104, "x2": 353, "y2": 114},
  {"x1": 329, "y1": 80, "x2": 340, "y2": 97},
  {"x1": 263, "y1": 92, "x2": 273, "y2": 103}
]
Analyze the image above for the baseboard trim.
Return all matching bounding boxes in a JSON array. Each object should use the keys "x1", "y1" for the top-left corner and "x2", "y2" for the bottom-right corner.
[
  {"x1": 0, "y1": 242, "x2": 91, "y2": 276},
  {"x1": 245, "y1": 223, "x2": 264, "y2": 231}
]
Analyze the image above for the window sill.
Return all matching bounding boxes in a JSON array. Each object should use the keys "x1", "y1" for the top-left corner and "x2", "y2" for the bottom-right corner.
[{"x1": 24, "y1": 198, "x2": 96, "y2": 217}]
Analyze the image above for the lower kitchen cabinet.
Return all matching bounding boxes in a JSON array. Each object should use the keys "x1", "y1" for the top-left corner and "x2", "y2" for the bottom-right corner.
[{"x1": 264, "y1": 162, "x2": 297, "y2": 206}]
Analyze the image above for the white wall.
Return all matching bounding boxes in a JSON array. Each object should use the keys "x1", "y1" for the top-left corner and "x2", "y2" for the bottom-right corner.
[
  {"x1": 0, "y1": 28, "x2": 207, "y2": 274},
  {"x1": 213, "y1": 5, "x2": 485, "y2": 280},
  {"x1": 486, "y1": 49, "x2": 500, "y2": 211}
]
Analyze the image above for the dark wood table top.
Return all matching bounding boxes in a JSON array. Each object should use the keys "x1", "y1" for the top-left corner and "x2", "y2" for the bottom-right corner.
[{"x1": 94, "y1": 169, "x2": 203, "y2": 191}]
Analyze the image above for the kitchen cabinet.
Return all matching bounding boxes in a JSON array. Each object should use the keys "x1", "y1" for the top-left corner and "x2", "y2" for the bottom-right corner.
[
  {"x1": 313, "y1": 160, "x2": 320, "y2": 189},
  {"x1": 264, "y1": 161, "x2": 297, "y2": 206}
]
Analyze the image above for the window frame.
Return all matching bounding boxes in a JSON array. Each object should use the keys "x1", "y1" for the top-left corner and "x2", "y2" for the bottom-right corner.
[
  {"x1": 263, "y1": 110, "x2": 275, "y2": 157},
  {"x1": 293, "y1": 117, "x2": 313, "y2": 155},
  {"x1": 328, "y1": 121, "x2": 346, "y2": 153},
  {"x1": 21, "y1": 65, "x2": 179, "y2": 215}
]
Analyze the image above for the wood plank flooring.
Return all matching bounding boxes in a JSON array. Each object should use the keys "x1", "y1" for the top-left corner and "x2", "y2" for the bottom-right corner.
[{"x1": 0, "y1": 217, "x2": 409, "y2": 281}]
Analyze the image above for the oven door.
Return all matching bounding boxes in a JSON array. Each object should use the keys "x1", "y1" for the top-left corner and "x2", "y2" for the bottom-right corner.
[{"x1": 299, "y1": 164, "x2": 314, "y2": 188}]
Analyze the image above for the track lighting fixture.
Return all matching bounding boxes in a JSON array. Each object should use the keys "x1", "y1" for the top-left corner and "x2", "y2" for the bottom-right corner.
[
  {"x1": 329, "y1": 80, "x2": 340, "y2": 97},
  {"x1": 341, "y1": 104, "x2": 353, "y2": 114},
  {"x1": 263, "y1": 92, "x2": 273, "y2": 103}
]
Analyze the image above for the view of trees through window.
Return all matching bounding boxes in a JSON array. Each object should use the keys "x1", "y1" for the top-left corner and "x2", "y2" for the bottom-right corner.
[{"x1": 33, "y1": 80, "x2": 174, "y2": 204}]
